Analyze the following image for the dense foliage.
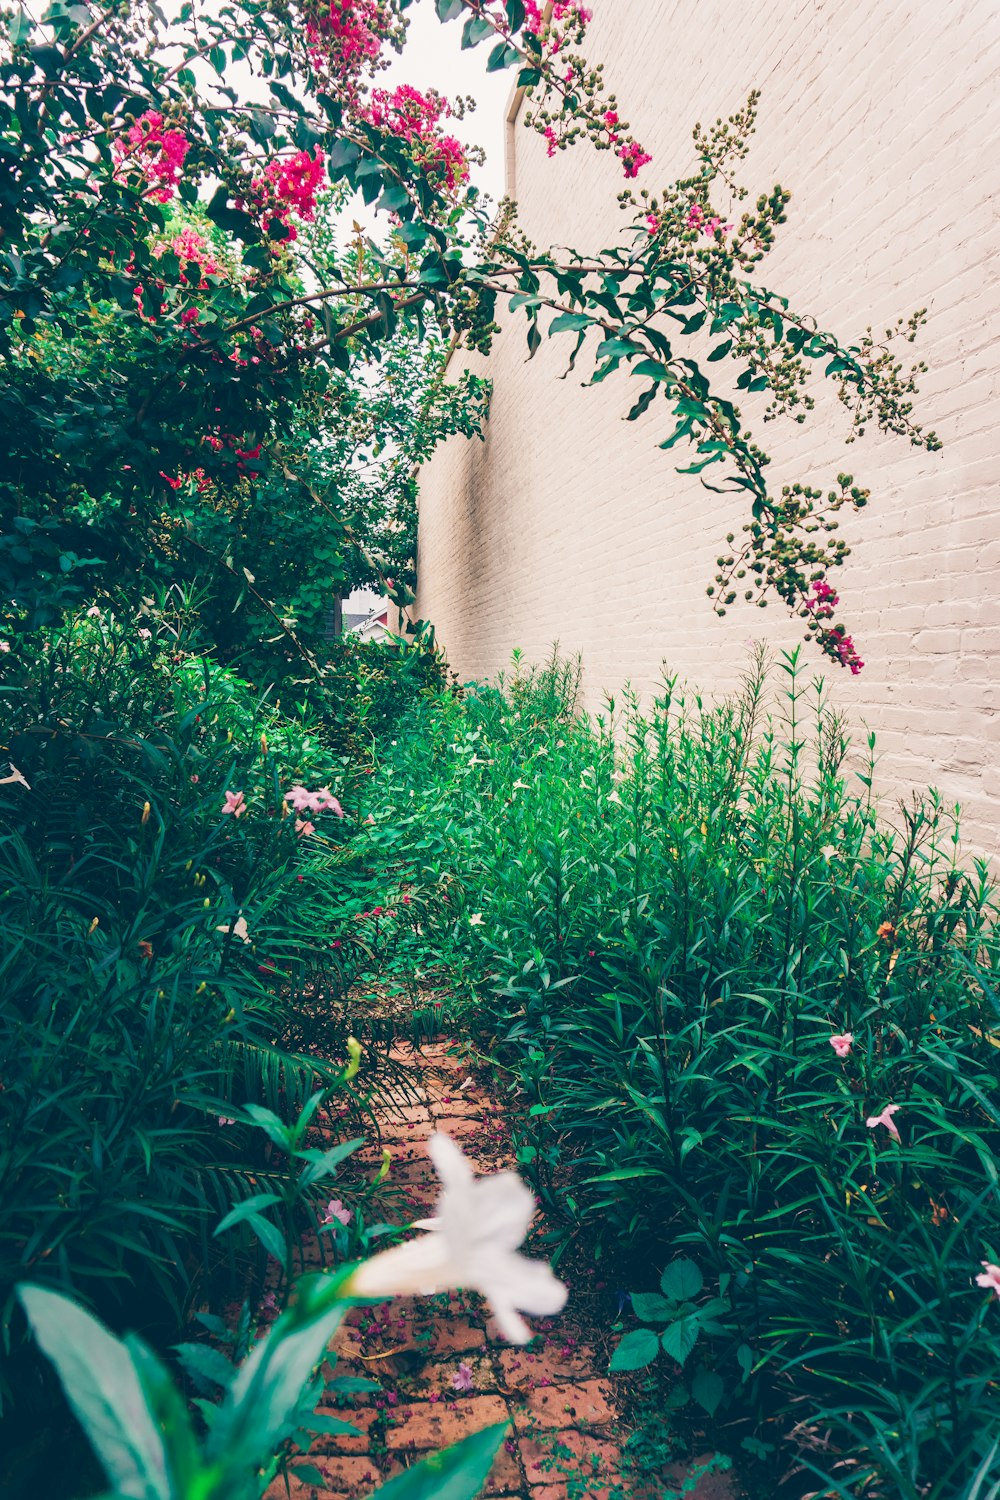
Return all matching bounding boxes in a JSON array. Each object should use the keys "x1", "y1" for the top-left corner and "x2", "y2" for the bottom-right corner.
[
  {"x1": 0, "y1": 606, "x2": 429, "y2": 1407},
  {"x1": 362, "y1": 650, "x2": 1000, "y2": 1497},
  {"x1": 1, "y1": 0, "x2": 937, "y2": 668}
]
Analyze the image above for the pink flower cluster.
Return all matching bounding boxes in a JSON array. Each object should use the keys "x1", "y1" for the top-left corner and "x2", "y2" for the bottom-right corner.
[
  {"x1": 114, "y1": 111, "x2": 189, "y2": 203},
  {"x1": 258, "y1": 149, "x2": 326, "y2": 242},
  {"x1": 686, "y1": 202, "x2": 732, "y2": 237},
  {"x1": 167, "y1": 227, "x2": 220, "y2": 284},
  {"x1": 618, "y1": 139, "x2": 652, "y2": 179},
  {"x1": 524, "y1": 0, "x2": 591, "y2": 24},
  {"x1": 365, "y1": 84, "x2": 468, "y2": 193},
  {"x1": 828, "y1": 626, "x2": 864, "y2": 675},
  {"x1": 286, "y1": 784, "x2": 345, "y2": 817},
  {"x1": 305, "y1": 0, "x2": 393, "y2": 95},
  {"x1": 593, "y1": 108, "x2": 651, "y2": 180},
  {"x1": 805, "y1": 577, "x2": 839, "y2": 620}
]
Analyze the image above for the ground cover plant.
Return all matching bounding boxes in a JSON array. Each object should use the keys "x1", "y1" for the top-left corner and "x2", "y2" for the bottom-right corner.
[{"x1": 360, "y1": 649, "x2": 1000, "y2": 1497}]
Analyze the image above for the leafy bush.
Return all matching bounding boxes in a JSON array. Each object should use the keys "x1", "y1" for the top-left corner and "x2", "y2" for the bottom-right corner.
[
  {"x1": 0, "y1": 608, "x2": 406, "y2": 1399},
  {"x1": 363, "y1": 647, "x2": 1000, "y2": 1496}
]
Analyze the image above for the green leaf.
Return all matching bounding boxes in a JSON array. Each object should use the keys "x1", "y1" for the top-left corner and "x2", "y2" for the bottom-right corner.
[
  {"x1": 691, "y1": 1368, "x2": 725, "y2": 1417},
  {"x1": 548, "y1": 312, "x2": 592, "y2": 334},
  {"x1": 609, "y1": 1328, "x2": 660, "y2": 1372},
  {"x1": 630, "y1": 1292, "x2": 675, "y2": 1323},
  {"x1": 18, "y1": 1285, "x2": 170, "y2": 1499},
  {"x1": 660, "y1": 1258, "x2": 703, "y2": 1301},
  {"x1": 243, "y1": 1103, "x2": 293, "y2": 1150},
  {"x1": 626, "y1": 385, "x2": 657, "y2": 421},
  {"x1": 368, "y1": 1423, "x2": 511, "y2": 1498},
  {"x1": 214, "y1": 1193, "x2": 282, "y2": 1237},
  {"x1": 461, "y1": 14, "x2": 494, "y2": 47},
  {"x1": 9, "y1": 7, "x2": 32, "y2": 44},
  {"x1": 247, "y1": 1213, "x2": 286, "y2": 1262},
  {"x1": 585, "y1": 1166, "x2": 662, "y2": 1182},
  {"x1": 707, "y1": 341, "x2": 731, "y2": 362},
  {"x1": 173, "y1": 1340, "x2": 236, "y2": 1392},
  {"x1": 487, "y1": 39, "x2": 520, "y2": 70},
  {"x1": 660, "y1": 1315, "x2": 700, "y2": 1367},
  {"x1": 435, "y1": 0, "x2": 464, "y2": 18}
]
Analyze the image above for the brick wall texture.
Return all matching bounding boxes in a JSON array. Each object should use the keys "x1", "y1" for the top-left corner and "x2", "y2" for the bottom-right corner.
[{"x1": 412, "y1": 0, "x2": 1000, "y2": 854}]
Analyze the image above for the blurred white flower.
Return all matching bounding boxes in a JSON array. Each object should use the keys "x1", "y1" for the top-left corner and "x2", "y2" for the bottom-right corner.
[
  {"x1": 607, "y1": 790, "x2": 623, "y2": 806},
  {"x1": 347, "y1": 1133, "x2": 567, "y2": 1343},
  {"x1": 468, "y1": 913, "x2": 484, "y2": 926},
  {"x1": 216, "y1": 916, "x2": 250, "y2": 944},
  {"x1": 0, "y1": 763, "x2": 30, "y2": 790}
]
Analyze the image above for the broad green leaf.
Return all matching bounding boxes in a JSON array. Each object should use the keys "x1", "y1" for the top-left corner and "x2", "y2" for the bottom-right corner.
[
  {"x1": 691, "y1": 1367, "x2": 725, "y2": 1417},
  {"x1": 368, "y1": 1420, "x2": 509, "y2": 1498},
  {"x1": 548, "y1": 312, "x2": 592, "y2": 334},
  {"x1": 630, "y1": 1292, "x2": 675, "y2": 1323},
  {"x1": 247, "y1": 1212, "x2": 286, "y2": 1262},
  {"x1": 707, "y1": 341, "x2": 731, "y2": 362},
  {"x1": 660, "y1": 1315, "x2": 700, "y2": 1367},
  {"x1": 206, "y1": 1269, "x2": 353, "y2": 1480},
  {"x1": 660, "y1": 1258, "x2": 703, "y2": 1302},
  {"x1": 609, "y1": 1327, "x2": 660, "y2": 1372},
  {"x1": 242, "y1": 1103, "x2": 293, "y2": 1150},
  {"x1": 18, "y1": 1285, "x2": 170, "y2": 1500}
]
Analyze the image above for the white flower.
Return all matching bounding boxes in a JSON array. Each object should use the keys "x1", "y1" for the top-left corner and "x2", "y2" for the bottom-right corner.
[
  {"x1": 346, "y1": 1134, "x2": 567, "y2": 1343},
  {"x1": 216, "y1": 916, "x2": 250, "y2": 944},
  {"x1": 607, "y1": 790, "x2": 623, "y2": 805},
  {"x1": 468, "y1": 913, "x2": 484, "y2": 926},
  {"x1": 0, "y1": 763, "x2": 30, "y2": 790}
]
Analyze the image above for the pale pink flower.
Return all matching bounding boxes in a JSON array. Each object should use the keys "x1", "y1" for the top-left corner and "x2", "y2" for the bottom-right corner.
[
  {"x1": 294, "y1": 818, "x2": 315, "y2": 837},
  {"x1": 285, "y1": 785, "x2": 314, "y2": 812},
  {"x1": 975, "y1": 1262, "x2": 1000, "y2": 1296},
  {"x1": 866, "y1": 1103, "x2": 901, "y2": 1142},
  {"x1": 221, "y1": 790, "x2": 246, "y2": 817},
  {"x1": 830, "y1": 1032, "x2": 854, "y2": 1058},
  {"x1": 321, "y1": 1198, "x2": 351, "y2": 1226},
  {"x1": 137, "y1": 627, "x2": 152, "y2": 640},
  {"x1": 452, "y1": 1361, "x2": 474, "y2": 1393},
  {"x1": 0, "y1": 763, "x2": 30, "y2": 790},
  {"x1": 218, "y1": 1116, "x2": 236, "y2": 1126}
]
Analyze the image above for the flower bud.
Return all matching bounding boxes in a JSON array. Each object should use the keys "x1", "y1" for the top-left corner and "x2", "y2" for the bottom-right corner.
[
  {"x1": 141, "y1": 801, "x2": 151, "y2": 825},
  {"x1": 344, "y1": 1035, "x2": 362, "y2": 1082}
]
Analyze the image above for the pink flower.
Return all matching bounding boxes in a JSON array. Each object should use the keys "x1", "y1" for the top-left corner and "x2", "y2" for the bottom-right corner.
[
  {"x1": 221, "y1": 790, "x2": 246, "y2": 817},
  {"x1": 113, "y1": 110, "x2": 189, "y2": 202},
  {"x1": 866, "y1": 1103, "x2": 901, "y2": 1142},
  {"x1": 295, "y1": 818, "x2": 316, "y2": 837},
  {"x1": 975, "y1": 1262, "x2": 1000, "y2": 1296},
  {"x1": 617, "y1": 140, "x2": 652, "y2": 178},
  {"x1": 452, "y1": 1361, "x2": 474, "y2": 1393},
  {"x1": 830, "y1": 1032, "x2": 853, "y2": 1058},
  {"x1": 218, "y1": 1116, "x2": 236, "y2": 1126},
  {"x1": 321, "y1": 1198, "x2": 352, "y2": 1226}
]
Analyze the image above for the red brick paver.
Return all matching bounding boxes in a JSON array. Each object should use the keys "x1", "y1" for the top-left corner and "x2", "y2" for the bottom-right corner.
[{"x1": 262, "y1": 1036, "x2": 738, "y2": 1500}]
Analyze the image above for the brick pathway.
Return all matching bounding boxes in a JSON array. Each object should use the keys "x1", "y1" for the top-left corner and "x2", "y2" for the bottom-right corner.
[{"x1": 264, "y1": 1037, "x2": 735, "y2": 1500}]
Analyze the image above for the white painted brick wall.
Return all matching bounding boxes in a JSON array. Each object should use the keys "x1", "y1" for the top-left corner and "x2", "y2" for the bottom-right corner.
[{"x1": 414, "y1": 0, "x2": 1000, "y2": 854}]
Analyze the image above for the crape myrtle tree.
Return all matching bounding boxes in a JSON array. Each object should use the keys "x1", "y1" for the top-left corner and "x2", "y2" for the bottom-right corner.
[{"x1": 0, "y1": 0, "x2": 938, "y2": 670}]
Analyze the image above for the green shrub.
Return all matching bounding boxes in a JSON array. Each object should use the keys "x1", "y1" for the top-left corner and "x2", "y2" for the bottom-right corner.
[
  {"x1": 0, "y1": 608, "x2": 403, "y2": 1400},
  {"x1": 364, "y1": 647, "x2": 1000, "y2": 1496}
]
